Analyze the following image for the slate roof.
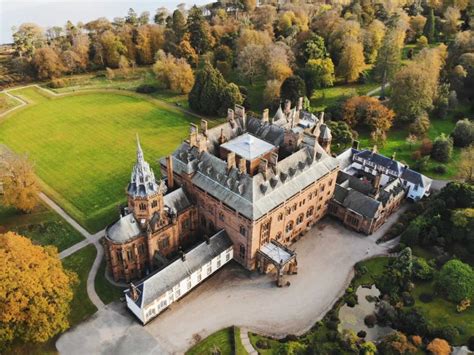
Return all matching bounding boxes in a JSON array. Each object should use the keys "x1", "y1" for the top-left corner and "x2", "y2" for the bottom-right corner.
[
  {"x1": 259, "y1": 241, "x2": 295, "y2": 265},
  {"x1": 333, "y1": 185, "x2": 381, "y2": 218},
  {"x1": 163, "y1": 187, "x2": 192, "y2": 213},
  {"x1": 129, "y1": 230, "x2": 233, "y2": 309},
  {"x1": 220, "y1": 133, "x2": 276, "y2": 160},
  {"x1": 107, "y1": 213, "x2": 141, "y2": 243},
  {"x1": 354, "y1": 149, "x2": 404, "y2": 175},
  {"x1": 401, "y1": 168, "x2": 432, "y2": 188}
]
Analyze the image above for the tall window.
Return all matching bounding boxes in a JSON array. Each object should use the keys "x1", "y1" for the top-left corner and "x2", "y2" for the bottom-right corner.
[
  {"x1": 219, "y1": 212, "x2": 225, "y2": 221},
  {"x1": 151, "y1": 200, "x2": 158, "y2": 208},
  {"x1": 306, "y1": 207, "x2": 314, "y2": 218},
  {"x1": 239, "y1": 225, "x2": 247, "y2": 236},
  {"x1": 239, "y1": 244, "x2": 246, "y2": 260},
  {"x1": 127, "y1": 250, "x2": 133, "y2": 261},
  {"x1": 278, "y1": 213, "x2": 283, "y2": 221},
  {"x1": 286, "y1": 221, "x2": 294, "y2": 233},
  {"x1": 296, "y1": 214, "x2": 304, "y2": 225},
  {"x1": 139, "y1": 203, "x2": 146, "y2": 210},
  {"x1": 201, "y1": 216, "x2": 206, "y2": 227},
  {"x1": 116, "y1": 251, "x2": 123, "y2": 262},
  {"x1": 181, "y1": 218, "x2": 190, "y2": 230},
  {"x1": 158, "y1": 236, "x2": 170, "y2": 249}
]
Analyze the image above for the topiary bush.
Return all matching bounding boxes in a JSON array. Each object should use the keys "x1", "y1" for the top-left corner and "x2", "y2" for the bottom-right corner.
[
  {"x1": 364, "y1": 314, "x2": 377, "y2": 328},
  {"x1": 357, "y1": 330, "x2": 367, "y2": 338}
]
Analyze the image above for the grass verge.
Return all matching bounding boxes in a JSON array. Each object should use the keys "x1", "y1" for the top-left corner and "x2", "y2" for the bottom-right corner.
[
  {"x1": 94, "y1": 256, "x2": 126, "y2": 305},
  {"x1": 186, "y1": 327, "x2": 234, "y2": 355}
]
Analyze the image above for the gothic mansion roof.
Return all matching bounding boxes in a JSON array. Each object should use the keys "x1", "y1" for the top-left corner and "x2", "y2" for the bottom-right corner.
[{"x1": 221, "y1": 133, "x2": 276, "y2": 160}]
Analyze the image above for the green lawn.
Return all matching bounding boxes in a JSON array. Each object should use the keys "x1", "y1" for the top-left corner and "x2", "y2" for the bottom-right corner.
[
  {"x1": 353, "y1": 256, "x2": 390, "y2": 288},
  {"x1": 411, "y1": 281, "x2": 474, "y2": 345},
  {"x1": 94, "y1": 257, "x2": 126, "y2": 304},
  {"x1": 311, "y1": 82, "x2": 380, "y2": 111},
  {"x1": 0, "y1": 92, "x2": 21, "y2": 114},
  {"x1": 358, "y1": 115, "x2": 463, "y2": 179},
  {"x1": 0, "y1": 87, "x2": 206, "y2": 232},
  {"x1": 249, "y1": 332, "x2": 282, "y2": 354},
  {"x1": 62, "y1": 244, "x2": 98, "y2": 326},
  {"x1": 234, "y1": 327, "x2": 249, "y2": 355},
  {"x1": 186, "y1": 327, "x2": 234, "y2": 355},
  {"x1": 0, "y1": 203, "x2": 84, "y2": 252}
]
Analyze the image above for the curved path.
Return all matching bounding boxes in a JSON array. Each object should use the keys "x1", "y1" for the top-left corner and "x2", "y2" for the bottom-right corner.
[{"x1": 39, "y1": 192, "x2": 105, "y2": 310}]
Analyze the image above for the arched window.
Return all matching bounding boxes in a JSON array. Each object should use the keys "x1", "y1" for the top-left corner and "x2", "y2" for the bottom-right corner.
[
  {"x1": 285, "y1": 221, "x2": 294, "y2": 233},
  {"x1": 151, "y1": 200, "x2": 158, "y2": 208},
  {"x1": 296, "y1": 214, "x2": 304, "y2": 224},
  {"x1": 239, "y1": 225, "x2": 247, "y2": 236},
  {"x1": 278, "y1": 213, "x2": 283, "y2": 221},
  {"x1": 139, "y1": 203, "x2": 146, "y2": 210},
  {"x1": 306, "y1": 207, "x2": 314, "y2": 218},
  {"x1": 275, "y1": 232, "x2": 282, "y2": 240},
  {"x1": 219, "y1": 212, "x2": 225, "y2": 221}
]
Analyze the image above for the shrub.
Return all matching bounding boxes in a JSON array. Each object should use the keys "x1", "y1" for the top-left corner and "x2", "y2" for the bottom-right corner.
[
  {"x1": 451, "y1": 118, "x2": 474, "y2": 147},
  {"x1": 357, "y1": 330, "x2": 367, "y2": 338},
  {"x1": 456, "y1": 298, "x2": 471, "y2": 313},
  {"x1": 49, "y1": 78, "x2": 66, "y2": 88},
  {"x1": 413, "y1": 257, "x2": 434, "y2": 281},
  {"x1": 402, "y1": 292, "x2": 415, "y2": 306},
  {"x1": 256, "y1": 339, "x2": 271, "y2": 349},
  {"x1": 364, "y1": 314, "x2": 377, "y2": 328},
  {"x1": 326, "y1": 320, "x2": 338, "y2": 330},
  {"x1": 431, "y1": 134, "x2": 453, "y2": 163},
  {"x1": 345, "y1": 293, "x2": 358, "y2": 307},
  {"x1": 435, "y1": 325, "x2": 459, "y2": 343},
  {"x1": 468, "y1": 336, "x2": 474, "y2": 351},
  {"x1": 411, "y1": 335, "x2": 422, "y2": 347},
  {"x1": 436, "y1": 259, "x2": 474, "y2": 303},
  {"x1": 433, "y1": 165, "x2": 447, "y2": 174},
  {"x1": 136, "y1": 84, "x2": 159, "y2": 93},
  {"x1": 420, "y1": 138, "x2": 433, "y2": 156}
]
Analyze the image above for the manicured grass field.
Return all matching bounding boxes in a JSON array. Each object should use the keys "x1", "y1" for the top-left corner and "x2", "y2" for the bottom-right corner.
[
  {"x1": 0, "y1": 87, "x2": 206, "y2": 232},
  {"x1": 0, "y1": 204, "x2": 84, "y2": 251},
  {"x1": 62, "y1": 244, "x2": 98, "y2": 326},
  {"x1": 353, "y1": 256, "x2": 390, "y2": 288},
  {"x1": 311, "y1": 82, "x2": 380, "y2": 111},
  {"x1": 0, "y1": 92, "x2": 21, "y2": 114},
  {"x1": 186, "y1": 327, "x2": 234, "y2": 355}
]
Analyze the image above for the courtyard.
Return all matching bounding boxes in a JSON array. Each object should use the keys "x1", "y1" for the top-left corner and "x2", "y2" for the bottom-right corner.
[{"x1": 56, "y1": 210, "x2": 403, "y2": 355}]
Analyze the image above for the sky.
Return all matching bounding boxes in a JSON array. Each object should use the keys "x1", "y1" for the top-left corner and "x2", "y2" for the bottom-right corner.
[{"x1": 0, "y1": 0, "x2": 209, "y2": 44}]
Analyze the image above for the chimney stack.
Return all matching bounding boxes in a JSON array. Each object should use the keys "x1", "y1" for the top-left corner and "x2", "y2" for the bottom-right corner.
[
  {"x1": 262, "y1": 109, "x2": 269, "y2": 123},
  {"x1": 219, "y1": 128, "x2": 226, "y2": 144},
  {"x1": 130, "y1": 283, "x2": 139, "y2": 301},
  {"x1": 297, "y1": 97, "x2": 303, "y2": 111},
  {"x1": 391, "y1": 152, "x2": 396, "y2": 160},
  {"x1": 319, "y1": 111, "x2": 325, "y2": 124},
  {"x1": 201, "y1": 119, "x2": 208, "y2": 136},
  {"x1": 259, "y1": 158, "x2": 269, "y2": 180},
  {"x1": 238, "y1": 158, "x2": 247, "y2": 175},
  {"x1": 227, "y1": 151, "x2": 236, "y2": 171},
  {"x1": 269, "y1": 152, "x2": 278, "y2": 167},
  {"x1": 352, "y1": 140, "x2": 360, "y2": 150},
  {"x1": 189, "y1": 123, "x2": 198, "y2": 147},
  {"x1": 166, "y1": 155, "x2": 174, "y2": 189},
  {"x1": 227, "y1": 109, "x2": 235, "y2": 128},
  {"x1": 372, "y1": 145, "x2": 378, "y2": 154},
  {"x1": 284, "y1": 99, "x2": 291, "y2": 114},
  {"x1": 179, "y1": 248, "x2": 186, "y2": 261}
]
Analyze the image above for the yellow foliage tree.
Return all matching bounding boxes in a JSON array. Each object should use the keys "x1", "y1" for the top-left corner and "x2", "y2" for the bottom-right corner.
[
  {"x1": 337, "y1": 40, "x2": 366, "y2": 83},
  {"x1": 0, "y1": 232, "x2": 77, "y2": 350},
  {"x1": 427, "y1": 338, "x2": 451, "y2": 355},
  {"x1": 153, "y1": 50, "x2": 195, "y2": 94},
  {"x1": 458, "y1": 145, "x2": 474, "y2": 183},
  {"x1": 0, "y1": 151, "x2": 40, "y2": 213}
]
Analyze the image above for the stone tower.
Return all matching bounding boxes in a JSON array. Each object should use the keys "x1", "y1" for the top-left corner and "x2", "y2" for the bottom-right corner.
[
  {"x1": 318, "y1": 123, "x2": 332, "y2": 154},
  {"x1": 127, "y1": 135, "x2": 167, "y2": 223}
]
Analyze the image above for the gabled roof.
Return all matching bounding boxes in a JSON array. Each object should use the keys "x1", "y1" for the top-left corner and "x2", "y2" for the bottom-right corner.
[
  {"x1": 354, "y1": 149, "x2": 404, "y2": 175},
  {"x1": 333, "y1": 185, "x2": 381, "y2": 219},
  {"x1": 163, "y1": 187, "x2": 192, "y2": 213},
  {"x1": 128, "y1": 230, "x2": 233, "y2": 309},
  {"x1": 401, "y1": 168, "x2": 432, "y2": 188}
]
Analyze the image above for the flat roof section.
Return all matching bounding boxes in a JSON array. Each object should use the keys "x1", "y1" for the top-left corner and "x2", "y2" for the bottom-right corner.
[{"x1": 221, "y1": 133, "x2": 276, "y2": 161}]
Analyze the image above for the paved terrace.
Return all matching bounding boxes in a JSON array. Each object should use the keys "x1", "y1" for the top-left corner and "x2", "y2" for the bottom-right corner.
[{"x1": 56, "y1": 208, "x2": 404, "y2": 355}]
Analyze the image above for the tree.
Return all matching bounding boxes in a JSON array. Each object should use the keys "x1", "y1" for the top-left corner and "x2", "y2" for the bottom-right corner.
[
  {"x1": 263, "y1": 80, "x2": 281, "y2": 109},
  {"x1": 458, "y1": 146, "x2": 474, "y2": 183},
  {"x1": 0, "y1": 232, "x2": 77, "y2": 350},
  {"x1": 125, "y1": 8, "x2": 139, "y2": 26},
  {"x1": 378, "y1": 332, "x2": 418, "y2": 355},
  {"x1": 171, "y1": 10, "x2": 187, "y2": 44},
  {"x1": 237, "y1": 45, "x2": 266, "y2": 84},
  {"x1": 100, "y1": 30, "x2": 127, "y2": 68},
  {"x1": 265, "y1": 43, "x2": 294, "y2": 82},
  {"x1": 374, "y1": 29, "x2": 403, "y2": 97},
  {"x1": 364, "y1": 19, "x2": 386, "y2": 64},
  {"x1": 187, "y1": 6, "x2": 212, "y2": 54},
  {"x1": 427, "y1": 338, "x2": 451, "y2": 355},
  {"x1": 236, "y1": 29, "x2": 272, "y2": 52},
  {"x1": 436, "y1": 259, "x2": 474, "y2": 303},
  {"x1": 32, "y1": 47, "x2": 64, "y2": 80},
  {"x1": 343, "y1": 96, "x2": 395, "y2": 138},
  {"x1": 188, "y1": 61, "x2": 236, "y2": 116},
  {"x1": 423, "y1": 8, "x2": 436, "y2": 43},
  {"x1": 431, "y1": 133, "x2": 453, "y2": 163},
  {"x1": 219, "y1": 83, "x2": 244, "y2": 117},
  {"x1": 452, "y1": 119, "x2": 474, "y2": 147},
  {"x1": 12, "y1": 23, "x2": 45, "y2": 58},
  {"x1": 327, "y1": 121, "x2": 353, "y2": 152},
  {"x1": 280, "y1": 76, "x2": 306, "y2": 106},
  {"x1": 153, "y1": 51, "x2": 195, "y2": 94},
  {"x1": 409, "y1": 112, "x2": 431, "y2": 136},
  {"x1": 304, "y1": 58, "x2": 335, "y2": 93},
  {"x1": 0, "y1": 150, "x2": 40, "y2": 213},
  {"x1": 136, "y1": 25, "x2": 154, "y2": 65},
  {"x1": 337, "y1": 40, "x2": 365, "y2": 83},
  {"x1": 299, "y1": 34, "x2": 327, "y2": 64},
  {"x1": 444, "y1": 7, "x2": 460, "y2": 39},
  {"x1": 412, "y1": 257, "x2": 434, "y2": 280}
]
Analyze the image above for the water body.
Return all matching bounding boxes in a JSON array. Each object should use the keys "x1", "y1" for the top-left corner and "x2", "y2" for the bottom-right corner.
[
  {"x1": 338, "y1": 285, "x2": 395, "y2": 342},
  {"x1": 0, "y1": 0, "x2": 209, "y2": 45}
]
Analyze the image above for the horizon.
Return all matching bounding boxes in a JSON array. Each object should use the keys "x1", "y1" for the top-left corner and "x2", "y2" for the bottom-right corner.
[{"x1": 0, "y1": 0, "x2": 209, "y2": 45}]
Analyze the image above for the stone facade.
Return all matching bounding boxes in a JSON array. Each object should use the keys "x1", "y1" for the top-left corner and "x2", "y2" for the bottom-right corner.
[{"x1": 105, "y1": 100, "x2": 339, "y2": 282}]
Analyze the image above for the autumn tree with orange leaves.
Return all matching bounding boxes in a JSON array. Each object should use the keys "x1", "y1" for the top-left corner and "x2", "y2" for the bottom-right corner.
[
  {"x1": 343, "y1": 95, "x2": 395, "y2": 144},
  {"x1": 0, "y1": 232, "x2": 77, "y2": 350}
]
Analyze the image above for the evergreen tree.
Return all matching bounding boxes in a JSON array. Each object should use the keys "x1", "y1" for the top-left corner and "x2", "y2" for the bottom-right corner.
[
  {"x1": 431, "y1": 133, "x2": 453, "y2": 162},
  {"x1": 125, "y1": 8, "x2": 139, "y2": 26},
  {"x1": 172, "y1": 10, "x2": 187, "y2": 44},
  {"x1": 280, "y1": 75, "x2": 306, "y2": 106},
  {"x1": 374, "y1": 30, "x2": 402, "y2": 97},
  {"x1": 187, "y1": 6, "x2": 211, "y2": 54},
  {"x1": 189, "y1": 61, "x2": 227, "y2": 115},
  {"x1": 423, "y1": 8, "x2": 436, "y2": 43},
  {"x1": 219, "y1": 83, "x2": 244, "y2": 116}
]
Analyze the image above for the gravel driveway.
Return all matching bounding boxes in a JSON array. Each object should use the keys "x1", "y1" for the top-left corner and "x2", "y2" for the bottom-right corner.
[{"x1": 56, "y1": 210, "x2": 405, "y2": 355}]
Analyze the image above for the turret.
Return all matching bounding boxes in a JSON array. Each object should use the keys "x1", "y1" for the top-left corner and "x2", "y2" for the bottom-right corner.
[{"x1": 127, "y1": 135, "x2": 167, "y2": 222}]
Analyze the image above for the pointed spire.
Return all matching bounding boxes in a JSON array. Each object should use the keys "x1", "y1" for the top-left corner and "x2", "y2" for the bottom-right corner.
[{"x1": 136, "y1": 133, "x2": 144, "y2": 164}]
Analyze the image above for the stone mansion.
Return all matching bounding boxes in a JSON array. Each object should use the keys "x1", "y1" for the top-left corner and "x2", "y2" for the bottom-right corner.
[{"x1": 103, "y1": 100, "x2": 431, "y2": 324}]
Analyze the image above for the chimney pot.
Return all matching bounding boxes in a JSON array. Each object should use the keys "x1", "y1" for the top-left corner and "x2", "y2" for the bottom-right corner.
[
  {"x1": 262, "y1": 109, "x2": 269, "y2": 123},
  {"x1": 227, "y1": 151, "x2": 236, "y2": 171}
]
